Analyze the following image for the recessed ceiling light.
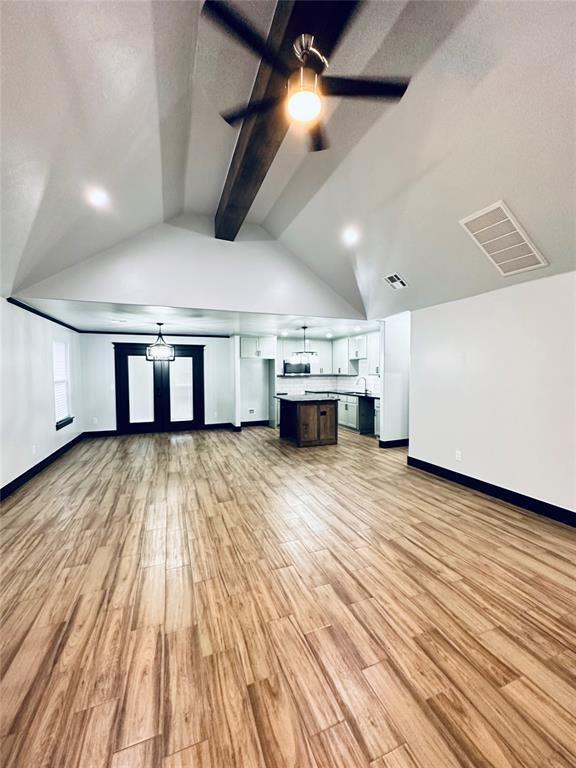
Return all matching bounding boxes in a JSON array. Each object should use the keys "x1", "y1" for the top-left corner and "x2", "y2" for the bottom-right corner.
[
  {"x1": 325, "y1": 332, "x2": 333, "y2": 339},
  {"x1": 342, "y1": 225, "x2": 361, "y2": 248},
  {"x1": 354, "y1": 326, "x2": 362, "y2": 332},
  {"x1": 85, "y1": 186, "x2": 111, "y2": 210},
  {"x1": 280, "y1": 331, "x2": 289, "y2": 337}
]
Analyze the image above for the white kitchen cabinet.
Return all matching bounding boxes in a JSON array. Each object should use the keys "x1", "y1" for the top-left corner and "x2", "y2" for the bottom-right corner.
[
  {"x1": 374, "y1": 400, "x2": 381, "y2": 436},
  {"x1": 309, "y1": 339, "x2": 332, "y2": 374},
  {"x1": 347, "y1": 400, "x2": 358, "y2": 429},
  {"x1": 281, "y1": 339, "x2": 300, "y2": 359},
  {"x1": 275, "y1": 340, "x2": 284, "y2": 375},
  {"x1": 338, "y1": 396, "x2": 358, "y2": 429},
  {"x1": 276, "y1": 338, "x2": 300, "y2": 374},
  {"x1": 258, "y1": 336, "x2": 276, "y2": 359},
  {"x1": 333, "y1": 337, "x2": 352, "y2": 374},
  {"x1": 338, "y1": 399, "x2": 349, "y2": 426},
  {"x1": 241, "y1": 336, "x2": 276, "y2": 359},
  {"x1": 367, "y1": 331, "x2": 381, "y2": 375},
  {"x1": 240, "y1": 337, "x2": 258, "y2": 358},
  {"x1": 348, "y1": 335, "x2": 367, "y2": 360}
]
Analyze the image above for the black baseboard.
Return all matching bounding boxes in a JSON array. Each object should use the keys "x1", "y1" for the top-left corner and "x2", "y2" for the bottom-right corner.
[
  {"x1": 241, "y1": 420, "x2": 270, "y2": 427},
  {"x1": 407, "y1": 456, "x2": 575, "y2": 528},
  {"x1": 232, "y1": 425, "x2": 242, "y2": 432},
  {"x1": 84, "y1": 429, "x2": 119, "y2": 438},
  {"x1": 86, "y1": 424, "x2": 238, "y2": 437},
  {"x1": 0, "y1": 434, "x2": 84, "y2": 501},
  {"x1": 379, "y1": 438, "x2": 409, "y2": 448}
]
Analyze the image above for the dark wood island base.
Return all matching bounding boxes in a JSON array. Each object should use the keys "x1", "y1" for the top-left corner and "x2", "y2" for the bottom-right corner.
[{"x1": 277, "y1": 394, "x2": 339, "y2": 447}]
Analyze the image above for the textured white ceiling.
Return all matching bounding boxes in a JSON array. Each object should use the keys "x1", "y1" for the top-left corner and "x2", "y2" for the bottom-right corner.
[{"x1": 2, "y1": 0, "x2": 575, "y2": 321}]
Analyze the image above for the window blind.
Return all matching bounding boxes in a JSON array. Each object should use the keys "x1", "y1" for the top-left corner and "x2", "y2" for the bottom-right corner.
[{"x1": 53, "y1": 342, "x2": 70, "y2": 423}]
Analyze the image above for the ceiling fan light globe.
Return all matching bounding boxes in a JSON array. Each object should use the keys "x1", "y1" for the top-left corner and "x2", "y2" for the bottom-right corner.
[
  {"x1": 287, "y1": 90, "x2": 322, "y2": 123},
  {"x1": 287, "y1": 67, "x2": 322, "y2": 124}
]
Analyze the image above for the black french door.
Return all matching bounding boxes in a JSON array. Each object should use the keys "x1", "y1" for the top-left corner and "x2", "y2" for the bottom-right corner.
[{"x1": 114, "y1": 343, "x2": 205, "y2": 434}]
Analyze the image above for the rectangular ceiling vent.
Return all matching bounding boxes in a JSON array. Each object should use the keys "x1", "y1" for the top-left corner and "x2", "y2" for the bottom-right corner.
[
  {"x1": 459, "y1": 201, "x2": 548, "y2": 276},
  {"x1": 384, "y1": 273, "x2": 408, "y2": 290}
]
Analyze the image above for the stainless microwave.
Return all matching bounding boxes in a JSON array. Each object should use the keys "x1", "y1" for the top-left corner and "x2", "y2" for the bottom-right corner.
[{"x1": 283, "y1": 361, "x2": 310, "y2": 375}]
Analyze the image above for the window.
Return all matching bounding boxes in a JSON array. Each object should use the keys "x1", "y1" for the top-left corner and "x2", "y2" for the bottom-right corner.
[{"x1": 53, "y1": 341, "x2": 74, "y2": 430}]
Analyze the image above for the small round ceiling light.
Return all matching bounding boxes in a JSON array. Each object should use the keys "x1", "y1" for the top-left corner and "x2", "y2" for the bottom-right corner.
[
  {"x1": 85, "y1": 186, "x2": 111, "y2": 210},
  {"x1": 342, "y1": 225, "x2": 361, "y2": 248}
]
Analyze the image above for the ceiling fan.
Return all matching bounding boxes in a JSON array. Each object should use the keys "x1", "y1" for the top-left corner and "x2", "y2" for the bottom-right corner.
[{"x1": 203, "y1": 0, "x2": 410, "y2": 151}]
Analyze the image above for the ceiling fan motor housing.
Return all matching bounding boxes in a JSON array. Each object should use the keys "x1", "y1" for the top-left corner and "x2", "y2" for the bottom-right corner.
[{"x1": 293, "y1": 34, "x2": 328, "y2": 73}]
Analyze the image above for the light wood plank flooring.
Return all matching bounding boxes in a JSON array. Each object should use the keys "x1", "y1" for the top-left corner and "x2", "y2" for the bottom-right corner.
[{"x1": 1, "y1": 427, "x2": 575, "y2": 767}]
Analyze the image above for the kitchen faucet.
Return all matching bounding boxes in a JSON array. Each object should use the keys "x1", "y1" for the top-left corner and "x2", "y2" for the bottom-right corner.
[{"x1": 356, "y1": 376, "x2": 368, "y2": 395}]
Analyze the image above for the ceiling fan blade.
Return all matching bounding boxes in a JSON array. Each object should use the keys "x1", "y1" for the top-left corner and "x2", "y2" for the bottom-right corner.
[
  {"x1": 322, "y1": 76, "x2": 410, "y2": 99},
  {"x1": 221, "y1": 97, "x2": 282, "y2": 126},
  {"x1": 203, "y1": 1, "x2": 291, "y2": 78},
  {"x1": 309, "y1": 122, "x2": 329, "y2": 152}
]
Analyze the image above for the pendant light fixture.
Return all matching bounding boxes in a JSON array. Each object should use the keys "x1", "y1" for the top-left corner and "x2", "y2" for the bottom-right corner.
[
  {"x1": 146, "y1": 323, "x2": 175, "y2": 362},
  {"x1": 291, "y1": 325, "x2": 318, "y2": 363}
]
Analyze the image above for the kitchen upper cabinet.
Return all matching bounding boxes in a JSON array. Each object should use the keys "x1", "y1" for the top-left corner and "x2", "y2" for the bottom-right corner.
[
  {"x1": 348, "y1": 335, "x2": 367, "y2": 360},
  {"x1": 280, "y1": 338, "x2": 301, "y2": 360},
  {"x1": 333, "y1": 337, "x2": 355, "y2": 375},
  {"x1": 258, "y1": 336, "x2": 276, "y2": 359},
  {"x1": 241, "y1": 336, "x2": 276, "y2": 359},
  {"x1": 276, "y1": 338, "x2": 298, "y2": 374},
  {"x1": 276, "y1": 339, "x2": 284, "y2": 374},
  {"x1": 367, "y1": 331, "x2": 381, "y2": 375},
  {"x1": 310, "y1": 339, "x2": 332, "y2": 374},
  {"x1": 241, "y1": 337, "x2": 258, "y2": 358}
]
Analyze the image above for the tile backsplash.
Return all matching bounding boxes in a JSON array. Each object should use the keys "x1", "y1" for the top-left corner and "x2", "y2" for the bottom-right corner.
[{"x1": 276, "y1": 370, "x2": 380, "y2": 397}]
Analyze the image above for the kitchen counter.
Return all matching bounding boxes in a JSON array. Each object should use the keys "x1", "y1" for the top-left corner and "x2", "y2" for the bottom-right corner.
[
  {"x1": 305, "y1": 389, "x2": 380, "y2": 400},
  {"x1": 275, "y1": 394, "x2": 339, "y2": 403}
]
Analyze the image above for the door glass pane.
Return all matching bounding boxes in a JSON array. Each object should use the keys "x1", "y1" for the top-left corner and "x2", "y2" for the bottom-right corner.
[
  {"x1": 128, "y1": 355, "x2": 154, "y2": 423},
  {"x1": 170, "y1": 357, "x2": 193, "y2": 422}
]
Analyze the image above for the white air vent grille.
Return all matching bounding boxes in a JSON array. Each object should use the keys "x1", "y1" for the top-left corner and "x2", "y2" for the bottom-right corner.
[
  {"x1": 384, "y1": 273, "x2": 407, "y2": 290},
  {"x1": 459, "y1": 201, "x2": 547, "y2": 276}
]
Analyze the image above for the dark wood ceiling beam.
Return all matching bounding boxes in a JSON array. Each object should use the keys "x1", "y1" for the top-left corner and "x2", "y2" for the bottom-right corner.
[{"x1": 214, "y1": 0, "x2": 359, "y2": 241}]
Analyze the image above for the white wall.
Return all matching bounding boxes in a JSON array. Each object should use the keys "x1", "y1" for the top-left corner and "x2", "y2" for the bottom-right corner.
[
  {"x1": 409, "y1": 272, "x2": 576, "y2": 512},
  {"x1": 19, "y1": 215, "x2": 365, "y2": 319},
  {"x1": 380, "y1": 313, "x2": 411, "y2": 442},
  {"x1": 240, "y1": 359, "x2": 270, "y2": 422},
  {"x1": 0, "y1": 301, "x2": 83, "y2": 486},
  {"x1": 81, "y1": 333, "x2": 234, "y2": 430}
]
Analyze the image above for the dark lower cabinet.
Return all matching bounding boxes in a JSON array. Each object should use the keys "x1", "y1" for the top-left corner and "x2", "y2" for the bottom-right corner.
[{"x1": 279, "y1": 399, "x2": 338, "y2": 447}]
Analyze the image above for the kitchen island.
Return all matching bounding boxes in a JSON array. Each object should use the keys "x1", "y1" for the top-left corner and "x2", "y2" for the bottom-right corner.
[{"x1": 276, "y1": 394, "x2": 339, "y2": 447}]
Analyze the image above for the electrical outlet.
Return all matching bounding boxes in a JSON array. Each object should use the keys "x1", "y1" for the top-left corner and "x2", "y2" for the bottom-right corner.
[
  {"x1": 455, "y1": 450, "x2": 462, "y2": 462},
  {"x1": 248, "y1": 408, "x2": 255, "y2": 415}
]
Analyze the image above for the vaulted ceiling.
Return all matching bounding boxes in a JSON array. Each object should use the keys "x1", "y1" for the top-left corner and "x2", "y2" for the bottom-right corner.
[{"x1": 2, "y1": 0, "x2": 575, "y2": 323}]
